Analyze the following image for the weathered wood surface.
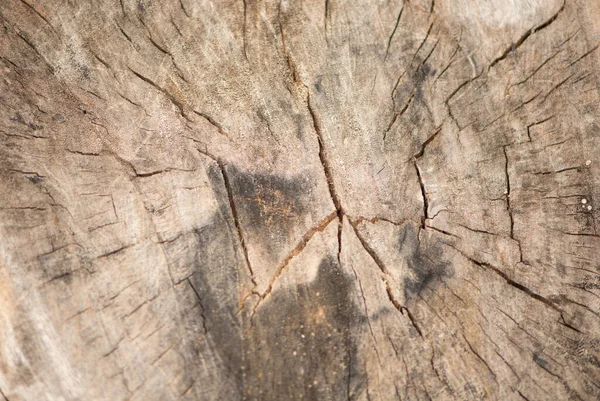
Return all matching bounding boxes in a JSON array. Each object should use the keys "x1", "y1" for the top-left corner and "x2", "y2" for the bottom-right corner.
[{"x1": 1, "y1": 0, "x2": 600, "y2": 399}]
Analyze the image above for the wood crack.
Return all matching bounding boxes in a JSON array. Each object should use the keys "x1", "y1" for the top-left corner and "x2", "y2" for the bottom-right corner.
[
  {"x1": 349, "y1": 219, "x2": 423, "y2": 338},
  {"x1": 414, "y1": 162, "x2": 429, "y2": 229},
  {"x1": 349, "y1": 262, "x2": 382, "y2": 364},
  {"x1": 128, "y1": 67, "x2": 190, "y2": 121},
  {"x1": 192, "y1": 110, "x2": 229, "y2": 137},
  {"x1": 385, "y1": 3, "x2": 405, "y2": 60},
  {"x1": 541, "y1": 72, "x2": 574, "y2": 103},
  {"x1": 510, "y1": 49, "x2": 563, "y2": 90},
  {"x1": 384, "y1": 88, "x2": 416, "y2": 141},
  {"x1": 488, "y1": 0, "x2": 566, "y2": 70},
  {"x1": 196, "y1": 148, "x2": 257, "y2": 287},
  {"x1": 140, "y1": 21, "x2": 188, "y2": 82},
  {"x1": 391, "y1": 19, "x2": 435, "y2": 101},
  {"x1": 17, "y1": 0, "x2": 57, "y2": 34},
  {"x1": 178, "y1": 0, "x2": 191, "y2": 18},
  {"x1": 352, "y1": 216, "x2": 411, "y2": 227},
  {"x1": 324, "y1": 0, "x2": 330, "y2": 34},
  {"x1": 568, "y1": 42, "x2": 600, "y2": 67},
  {"x1": 411, "y1": 127, "x2": 442, "y2": 228},
  {"x1": 445, "y1": 243, "x2": 562, "y2": 313},
  {"x1": 462, "y1": 334, "x2": 497, "y2": 380},
  {"x1": 15, "y1": 31, "x2": 53, "y2": 72},
  {"x1": 249, "y1": 211, "x2": 338, "y2": 322},
  {"x1": 434, "y1": 43, "x2": 460, "y2": 84},
  {"x1": 533, "y1": 356, "x2": 584, "y2": 400},
  {"x1": 526, "y1": 115, "x2": 554, "y2": 141},
  {"x1": 303, "y1": 84, "x2": 345, "y2": 260},
  {"x1": 97, "y1": 244, "x2": 134, "y2": 259},
  {"x1": 242, "y1": 0, "x2": 249, "y2": 62},
  {"x1": 445, "y1": 70, "x2": 483, "y2": 129},
  {"x1": 188, "y1": 279, "x2": 208, "y2": 334},
  {"x1": 305, "y1": 88, "x2": 343, "y2": 217},
  {"x1": 502, "y1": 145, "x2": 514, "y2": 239}
]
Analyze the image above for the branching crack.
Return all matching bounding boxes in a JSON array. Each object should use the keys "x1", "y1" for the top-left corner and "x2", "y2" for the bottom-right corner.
[
  {"x1": 280, "y1": 7, "x2": 345, "y2": 236},
  {"x1": 559, "y1": 314, "x2": 582, "y2": 333}
]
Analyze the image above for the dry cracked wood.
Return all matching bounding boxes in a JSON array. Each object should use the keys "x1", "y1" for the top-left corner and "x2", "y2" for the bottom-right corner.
[{"x1": 1, "y1": 0, "x2": 600, "y2": 400}]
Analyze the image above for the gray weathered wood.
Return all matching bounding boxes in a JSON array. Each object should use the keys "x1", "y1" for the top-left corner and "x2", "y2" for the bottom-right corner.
[{"x1": 1, "y1": 0, "x2": 600, "y2": 399}]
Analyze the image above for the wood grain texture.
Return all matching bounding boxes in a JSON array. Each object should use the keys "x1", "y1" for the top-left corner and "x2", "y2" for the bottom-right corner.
[{"x1": 1, "y1": 0, "x2": 599, "y2": 399}]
